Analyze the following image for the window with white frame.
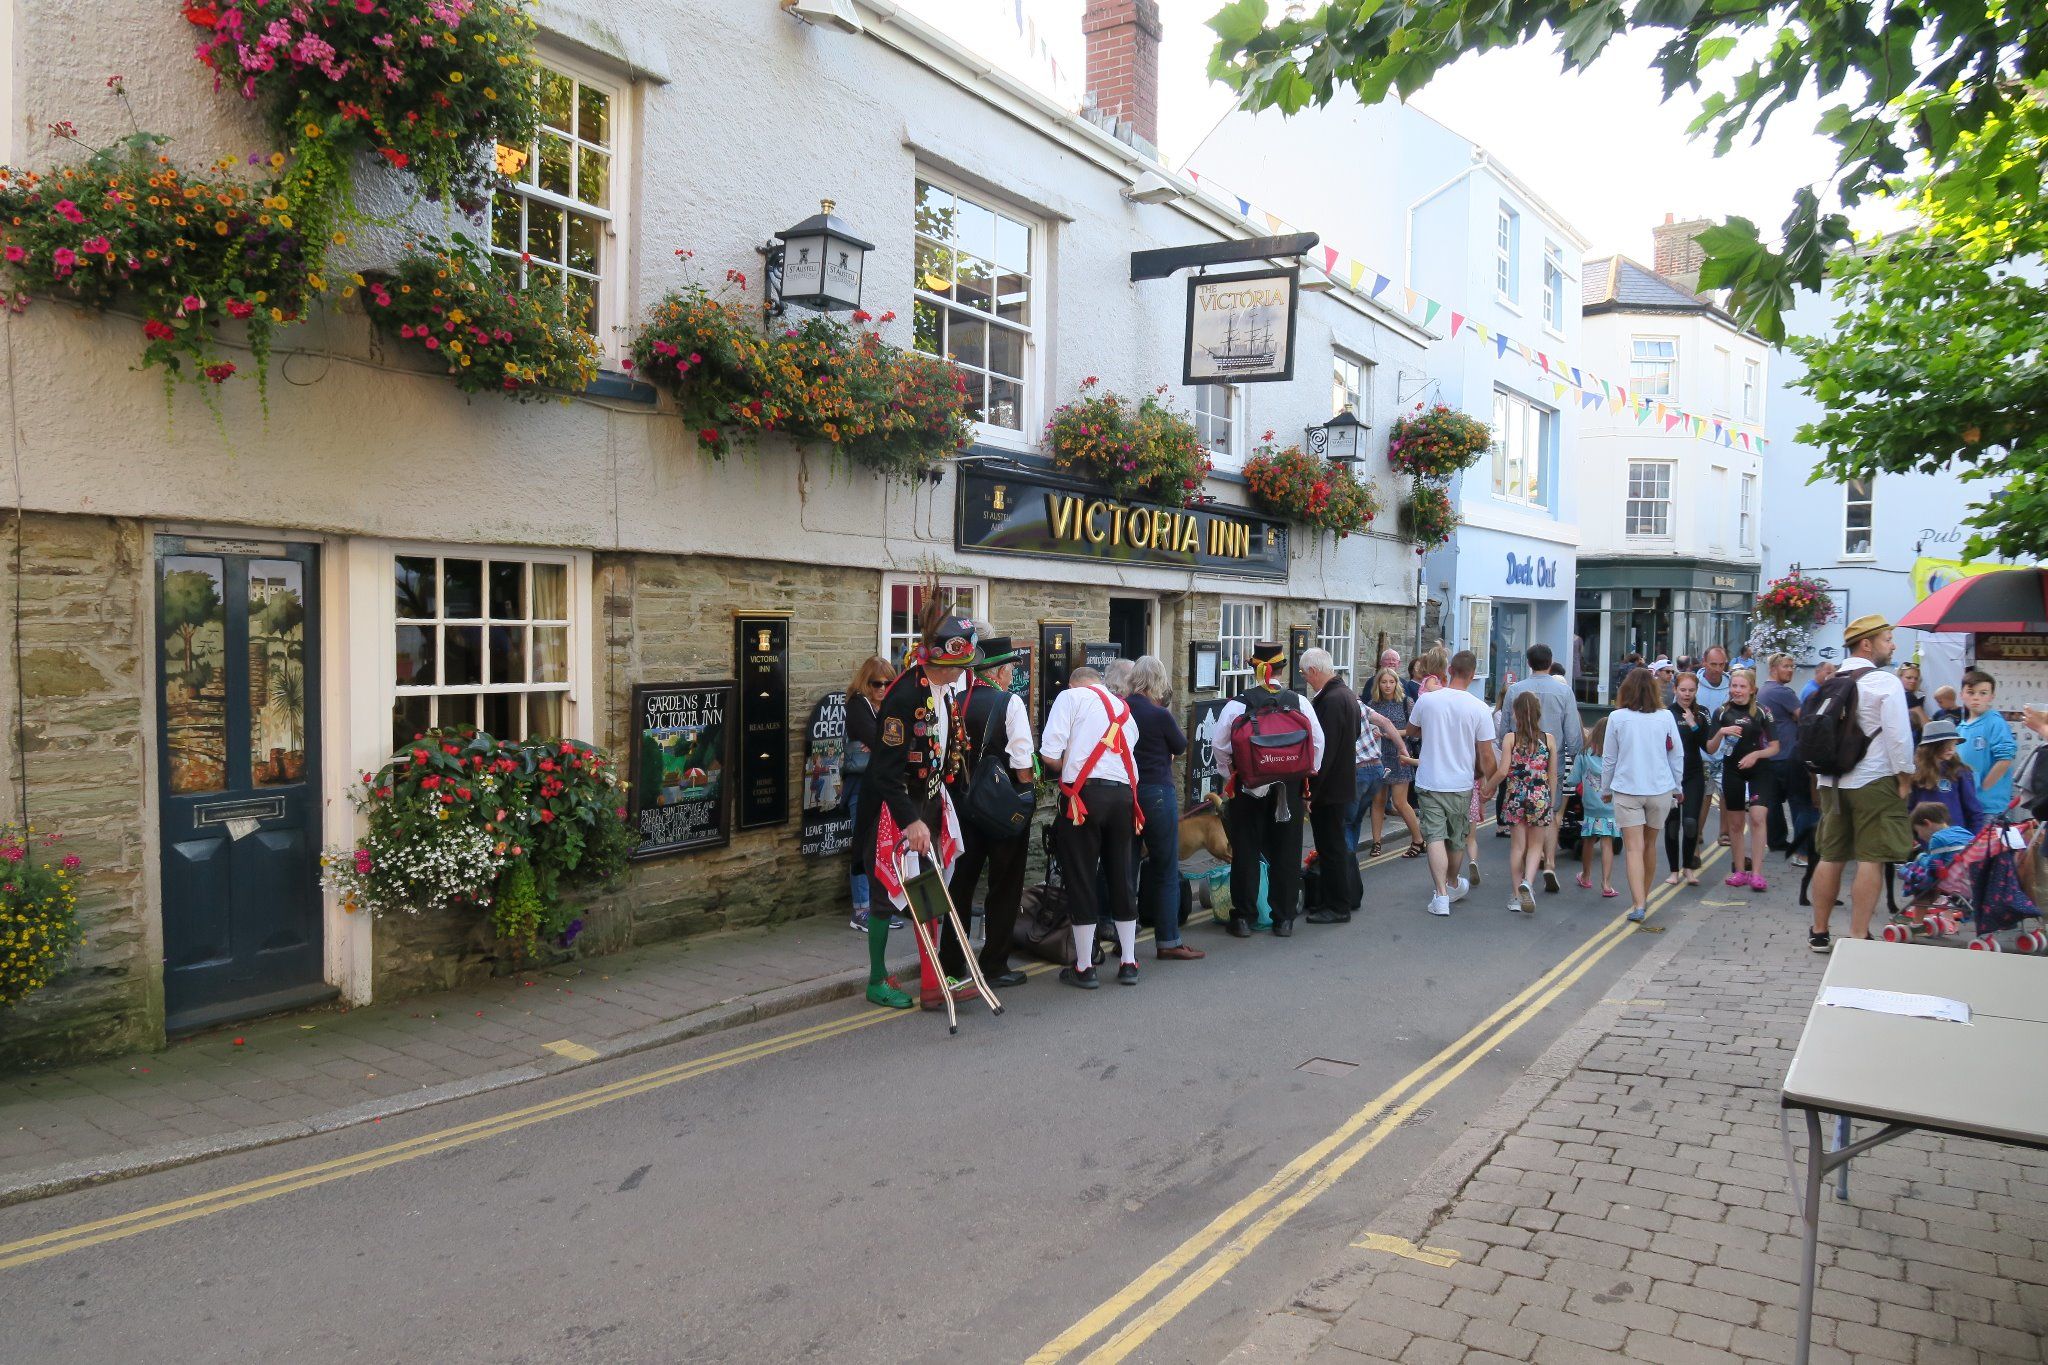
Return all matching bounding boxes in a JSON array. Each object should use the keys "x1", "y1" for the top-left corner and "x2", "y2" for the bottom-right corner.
[
  {"x1": 1218, "y1": 599, "x2": 1270, "y2": 698},
  {"x1": 393, "y1": 553, "x2": 574, "y2": 752},
  {"x1": 1626, "y1": 461, "x2": 1674, "y2": 537},
  {"x1": 913, "y1": 177, "x2": 1038, "y2": 439},
  {"x1": 1490, "y1": 388, "x2": 1550, "y2": 507},
  {"x1": 1742, "y1": 358, "x2": 1761, "y2": 420},
  {"x1": 1316, "y1": 605, "x2": 1356, "y2": 683},
  {"x1": 1844, "y1": 478, "x2": 1874, "y2": 557},
  {"x1": 1495, "y1": 204, "x2": 1521, "y2": 300},
  {"x1": 489, "y1": 56, "x2": 623, "y2": 354},
  {"x1": 1194, "y1": 383, "x2": 1240, "y2": 464},
  {"x1": 1739, "y1": 473, "x2": 1756, "y2": 549},
  {"x1": 880, "y1": 573, "x2": 987, "y2": 667},
  {"x1": 1331, "y1": 351, "x2": 1368, "y2": 419},
  {"x1": 1541, "y1": 241, "x2": 1565, "y2": 331},
  {"x1": 1714, "y1": 346, "x2": 1733, "y2": 412},
  {"x1": 1630, "y1": 337, "x2": 1677, "y2": 397}
]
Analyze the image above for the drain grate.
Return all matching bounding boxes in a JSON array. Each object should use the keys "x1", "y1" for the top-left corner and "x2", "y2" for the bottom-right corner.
[{"x1": 1297, "y1": 1057, "x2": 1359, "y2": 1077}]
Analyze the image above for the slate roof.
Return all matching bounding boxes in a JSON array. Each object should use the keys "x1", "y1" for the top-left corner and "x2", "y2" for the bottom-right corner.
[{"x1": 1581, "y1": 255, "x2": 1731, "y2": 320}]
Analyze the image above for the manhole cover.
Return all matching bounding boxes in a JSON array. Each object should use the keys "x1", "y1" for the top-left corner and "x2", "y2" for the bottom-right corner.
[{"x1": 1297, "y1": 1057, "x2": 1359, "y2": 1077}]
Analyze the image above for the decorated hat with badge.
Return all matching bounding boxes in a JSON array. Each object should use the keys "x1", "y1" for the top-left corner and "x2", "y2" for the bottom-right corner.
[{"x1": 923, "y1": 615, "x2": 983, "y2": 668}]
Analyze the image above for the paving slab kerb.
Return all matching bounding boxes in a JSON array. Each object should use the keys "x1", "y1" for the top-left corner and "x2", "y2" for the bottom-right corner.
[
  {"x1": 0, "y1": 916, "x2": 914, "y2": 1205},
  {"x1": 1230, "y1": 896, "x2": 2048, "y2": 1365}
]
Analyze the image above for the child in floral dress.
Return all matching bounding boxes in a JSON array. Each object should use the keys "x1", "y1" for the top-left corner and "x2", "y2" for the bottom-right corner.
[
  {"x1": 1570, "y1": 719, "x2": 1620, "y2": 897},
  {"x1": 1485, "y1": 692, "x2": 1556, "y2": 915}
]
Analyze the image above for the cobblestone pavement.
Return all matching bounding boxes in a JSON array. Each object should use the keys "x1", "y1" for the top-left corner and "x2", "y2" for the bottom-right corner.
[
  {"x1": 1233, "y1": 890, "x2": 2048, "y2": 1365},
  {"x1": 0, "y1": 914, "x2": 910, "y2": 1200}
]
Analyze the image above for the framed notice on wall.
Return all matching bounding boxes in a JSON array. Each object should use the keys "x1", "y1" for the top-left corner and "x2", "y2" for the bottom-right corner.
[
  {"x1": 734, "y1": 613, "x2": 791, "y2": 831},
  {"x1": 1183, "y1": 266, "x2": 1299, "y2": 386},
  {"x1": 1039, "y1": 621, "x2": 1073, "y2": 731},
  {"x1": 628, "y1": 682, "x2": 734, "y2": 859},
  {"x1": 799, "y1": 691, "x2": 852, "y2": 858},
  {"x1": 1083, "y1": 641, "x2": 1122, "y2": 674}
]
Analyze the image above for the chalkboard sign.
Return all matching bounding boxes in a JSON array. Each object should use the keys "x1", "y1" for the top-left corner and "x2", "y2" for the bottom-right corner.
[
  {"x1": 1083, "y1": 641, "x2": 1123, "y2": 674},
  {"x1": 1187, "y1": 698, "x2": 1230, "y2": 803},
  {"x1": 734, "y1": 614, "x2": 790, "y2": 830},
  {"x1": 629, "y1": 681, "x2": 734, "y2": 859},
  {"x1": 1004, "y1": 643, "x2": 1034, "y2": 721},
  {"x1": 799, "y1": 691, "x2": 852, "y2": 857}
]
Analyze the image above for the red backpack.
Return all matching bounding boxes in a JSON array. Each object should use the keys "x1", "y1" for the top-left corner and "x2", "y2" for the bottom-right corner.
[{"x1": 1227, "y1": 688, "x2": 1317, "y2": 787}]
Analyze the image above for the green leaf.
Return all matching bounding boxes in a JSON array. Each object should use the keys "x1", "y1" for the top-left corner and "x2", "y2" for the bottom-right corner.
[{"x1": 1209, "y1": 0, "x2": 1272, "y2": 48}]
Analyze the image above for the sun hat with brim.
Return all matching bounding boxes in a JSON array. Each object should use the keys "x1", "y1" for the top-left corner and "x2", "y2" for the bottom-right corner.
[
  {"x1": 1842, "y1": 613, "x2": 1892, "y2": 646},
  {"x1": 972, "y1": 636, "x2": 1020, "y2": 669},
  {"x1": 1917, "y1": 718, "x2": 1961, "y2": 747},
  {"x1": 923, "y1": 616, "x2": 983, "y2": 668}
]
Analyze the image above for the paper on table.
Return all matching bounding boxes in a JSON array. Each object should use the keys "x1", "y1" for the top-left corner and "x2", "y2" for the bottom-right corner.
[{"x1": 1820, "y1": 986, "x2": 1972, "y2": 1024}]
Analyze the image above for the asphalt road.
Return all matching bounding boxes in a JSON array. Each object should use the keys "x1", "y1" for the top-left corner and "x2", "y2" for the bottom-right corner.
[{"x1": 0, "y1": 833, "x2": 1726, "y2": 1364}]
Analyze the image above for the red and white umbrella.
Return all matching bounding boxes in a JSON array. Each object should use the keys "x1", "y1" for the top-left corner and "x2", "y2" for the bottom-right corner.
[{"x1": 1898, "y1": 568, "x2": 2048, "y2": 634}]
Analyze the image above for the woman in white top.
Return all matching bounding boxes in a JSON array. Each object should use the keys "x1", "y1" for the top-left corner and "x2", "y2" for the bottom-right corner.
[{"x1": 1600, "y1": 668, "x2": 1686, "y2": 923}]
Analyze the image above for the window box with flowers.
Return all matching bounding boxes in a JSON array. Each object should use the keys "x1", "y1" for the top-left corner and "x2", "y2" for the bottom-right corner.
[
  {"x1": 364, "y1": 236, "x2": 598, "y2": 399},
  {"x1": 1241, "y1": 437, "x2": 1379, "y2": 538},
  {"x1": 322, "y1": 729, "x2": 635, "y2": 961},
  {"x1": 629, "y1": 263, "x2": 975, "y2": 481},
  {"x1": 1043, "y1": 378, "x2": 1211, "y2": 507}
]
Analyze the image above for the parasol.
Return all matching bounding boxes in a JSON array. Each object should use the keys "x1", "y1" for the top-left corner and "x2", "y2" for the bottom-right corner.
[{"x1": 1897, "y1": 568, "x2": 2048, "y2": 634}]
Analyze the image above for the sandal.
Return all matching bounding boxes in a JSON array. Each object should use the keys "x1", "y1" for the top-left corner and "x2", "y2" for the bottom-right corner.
[
  {"x1": 1602, "y1": 887, "x2": 1618, "y2": 898},
  {"x1": 1368, "y1": 841, "x2": 1384, "y2": 858},
  {"x1": 1576, "y1": 873, "x2": 1591, "y2": 889},
  {"x1": 1401, "y1": 843, "x2": 1425, "y2": 859}
]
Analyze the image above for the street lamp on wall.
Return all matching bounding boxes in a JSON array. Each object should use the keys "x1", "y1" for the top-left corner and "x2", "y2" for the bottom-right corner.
[
  {"x1": 1305, "y1": 409, "x2": 1369, "y2": 463},
  {"x1": 759, "y1": 200, "x2": 874, "y2": 319}
]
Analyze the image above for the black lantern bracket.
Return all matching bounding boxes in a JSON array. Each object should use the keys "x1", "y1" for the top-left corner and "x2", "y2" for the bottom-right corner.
[
  {"x1": 1306, "y1": 408, "x2": 1371, "y2": 463},
  {"x1": 757, "y1": 198, "x2": 875, "y2": 321}
]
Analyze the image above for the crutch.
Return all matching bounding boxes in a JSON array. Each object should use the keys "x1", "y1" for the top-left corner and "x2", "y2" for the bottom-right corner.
[
  {"x1": 921, "y1": 854, "x2": 1004, "y2": 1019},
  {"x1": 894, "y1": 852, "x2": 1002, "y2": 1032}
]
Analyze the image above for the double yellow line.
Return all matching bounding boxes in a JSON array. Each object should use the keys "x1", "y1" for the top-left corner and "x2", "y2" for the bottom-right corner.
[{"x1": 1029, "y1": 846, "x2": 1725, "y2": 1364}]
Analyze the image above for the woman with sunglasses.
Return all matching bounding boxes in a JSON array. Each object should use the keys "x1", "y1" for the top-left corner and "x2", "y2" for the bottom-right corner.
[{"x1": 845, "y1": 655, "x2": 902, "y2": 931}]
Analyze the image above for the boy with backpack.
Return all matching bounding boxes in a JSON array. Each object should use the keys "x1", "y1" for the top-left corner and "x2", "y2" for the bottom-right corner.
[
  {"x1": 1802, "y1": 615, "x2": 1916, "y2": 953},
  {"x1": 1212, "y1": 641, "x2": 1325, "y2": 940}
]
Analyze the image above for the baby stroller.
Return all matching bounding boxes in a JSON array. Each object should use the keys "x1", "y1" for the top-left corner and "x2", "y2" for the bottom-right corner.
[
  {"x1": 1926, "y1": 817, "x2": 2046, "y2": 953},
  {"x1": 1884, "y1": 825, "x2": 1975, "y2": 942}
]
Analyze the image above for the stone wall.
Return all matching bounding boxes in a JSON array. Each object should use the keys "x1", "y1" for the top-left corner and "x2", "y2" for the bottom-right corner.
[{"x1": 0, "y1": 514, "x2": 158, "y2": 1067}]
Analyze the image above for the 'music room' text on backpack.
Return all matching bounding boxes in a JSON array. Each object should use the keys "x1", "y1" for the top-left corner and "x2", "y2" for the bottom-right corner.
[
  {"x1": 1799, "y1": 670, "x2": 1872, "y2": 778},
  {"x1": 1228, "y1": 690, "x2": 1316, "y2": 786}
]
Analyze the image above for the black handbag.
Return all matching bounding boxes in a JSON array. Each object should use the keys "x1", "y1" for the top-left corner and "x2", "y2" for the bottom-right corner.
[{"x1": 961, "y1": 699, "x2": 1036, "y2": 840}]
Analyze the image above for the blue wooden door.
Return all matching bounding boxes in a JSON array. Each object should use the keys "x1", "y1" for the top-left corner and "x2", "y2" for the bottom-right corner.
[{"x1": 156, "y1": 537, "x2": 328, "y2": 1033}]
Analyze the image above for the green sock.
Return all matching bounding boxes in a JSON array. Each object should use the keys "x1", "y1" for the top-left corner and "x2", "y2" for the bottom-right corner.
[{"x1": 867, "y1": 911, "x2": 890, "y2": 984}]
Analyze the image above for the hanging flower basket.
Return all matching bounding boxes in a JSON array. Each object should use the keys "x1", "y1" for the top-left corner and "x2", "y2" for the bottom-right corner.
[
  {"x1": 1754, "y1": 571, "x2": 1837, "y2": 630},
  {"x1": 1387, "y1": 402, "x2": 1492, "y2": 480},
  {"x1": 184, "y1": 0, "x2": 543, "y2": 209},
  {"x1": 321, "y1": 729, "x2": 635, "y2": 960},
  {"x1": 1242, "y1": 442, "x2": 1378, "y2": 538},
  {"x1": 1043, "y1": 379, "x2": 1211, "y2": 506},
  {"x1": 0, "y1": 825, "x2": 83, "y2": 1011},
  {"x1": 630, "y1": 268, "x2": 974, "y2": 481},
  {"x1": 0, "y1": 133, "x2": 312, "y2": 399},
  {"x1": 1402, "y1": 480, "x2": 1457, "y2": 551},
  {"x1": 364, "y1": 238, "x2": 598, "y2": 399}
]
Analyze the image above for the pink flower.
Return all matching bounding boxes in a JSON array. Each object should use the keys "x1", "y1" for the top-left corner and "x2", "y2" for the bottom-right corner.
[
  {"x1": 2, "y1": 246, "x2": 23, "y2": 263},
  {"x1": 143, "y1": 319, "x2": 176, "y2": 341},
  {"x1": 53, "y1": 199, "x2": 86, "y2": 225},
  {"x1": 423, "y1": 336, "x2": 439, "y2": 349},
  {"x1": 1, "y1": 847, "x2": 21, "y2": 863},
  {"x1": 80, "y1": 235, "x2": 112, "y2": 256},
  {"x1": 61, "y1": 854, "x2": 81, "y2": 870},
  {"x1": 50, "y1": 246, "x2": 77, "y2": 275},
  {"x1": 180, "y1": 294, "x2": 203, "y2": 313},
  {"x1": 355, "y1": 0, "x2": 376, "y2": 11}
]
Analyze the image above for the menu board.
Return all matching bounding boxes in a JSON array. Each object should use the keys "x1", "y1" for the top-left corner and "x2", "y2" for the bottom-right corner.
[
  {"x1": 1187, "y1": 698, "x2": 1230, "y2": 803},
  {"x1": 799, "y1": 691, "x2": 852, "y2": 857},
  {"x1": 629, "y1": 682, "x2": 733, "y2": 859}
]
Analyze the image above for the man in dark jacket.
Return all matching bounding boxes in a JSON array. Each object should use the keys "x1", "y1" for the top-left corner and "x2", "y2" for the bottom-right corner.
[
  {"x1": 865, "y1": 616, "x2": 978, "y2": 1009},
  {"x1": 939, "y1": 636, "x2": 1035, "y2": 991},
  {"x1": 1303, "y1": 648, "x2": 1363, "y2": 924}
]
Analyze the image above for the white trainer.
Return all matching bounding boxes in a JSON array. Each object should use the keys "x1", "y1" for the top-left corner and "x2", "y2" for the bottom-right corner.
[
  {"x1": 1427, "y1": 894, "x2": 1452, "y2": 917},
  {"x1": 1450, "y1": 876, "x2": 1471, "y2": 903}
]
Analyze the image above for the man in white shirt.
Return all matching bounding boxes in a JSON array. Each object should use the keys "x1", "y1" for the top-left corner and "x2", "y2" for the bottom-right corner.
[
  {"x1": 1041, "y1": 665, "x2": 1142, "y2": 988},
  {"x1": 1407, "y1": 650, "x2": 1499, "y2": 917},
  {"x1": 1807, "y1": 615, "x2": 1916, "y2": 953},
  {"x1": 1212, "y1": 642, "x2": 1325, "y2": 939}
]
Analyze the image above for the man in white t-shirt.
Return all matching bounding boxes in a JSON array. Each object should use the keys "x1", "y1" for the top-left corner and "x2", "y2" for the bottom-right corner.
[
  {"x1": 1807, "y1": 616, "x2": 1915, "y2": 954},
  {"x1": 1406, "y1": 650, "x2": 1499, "y2": 917}
]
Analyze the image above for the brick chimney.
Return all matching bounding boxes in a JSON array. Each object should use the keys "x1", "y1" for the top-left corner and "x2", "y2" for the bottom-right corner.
[
  {"x1": 1651, "y1": 213, "x2": 1713, "y2": 291},
  {"x1": 1082, "y1": 0, "x2": 1163, "y2": 151}
]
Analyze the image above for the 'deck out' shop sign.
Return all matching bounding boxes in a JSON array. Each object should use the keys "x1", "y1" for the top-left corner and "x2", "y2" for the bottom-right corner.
[{"x1": 955, "y1": 468, "x2": 1289, "y2": 580}]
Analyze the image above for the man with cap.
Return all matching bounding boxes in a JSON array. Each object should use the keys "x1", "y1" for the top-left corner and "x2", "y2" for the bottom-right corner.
[
  {"x1": 1808, "y1": 614, "x2": 1916, "y2": 954},
  {"x1": 867, "y1": 615, "x2": 979, "y2": 1009},
  {"x1": 938, "y1": 635, "x2": 1036, "y2": 991},
  {"x1": 1212, "y1": 641, "x2": 1326, "y2": 939}
]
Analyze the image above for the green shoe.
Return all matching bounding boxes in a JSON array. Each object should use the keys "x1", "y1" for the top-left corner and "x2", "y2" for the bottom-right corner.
[{"x1": 866, "y1": 981, "x2": 914, "y2": 1009}]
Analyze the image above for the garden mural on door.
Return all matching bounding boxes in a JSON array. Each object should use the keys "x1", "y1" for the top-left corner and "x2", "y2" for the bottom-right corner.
[{"x1": 156, "y1": 538, "x2": 326, "y2": 1032}]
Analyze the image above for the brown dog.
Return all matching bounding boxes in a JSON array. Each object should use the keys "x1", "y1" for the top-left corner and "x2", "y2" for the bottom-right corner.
[{"x1": 1179, "y1": 792, "x2": 1232, "y2": 863}]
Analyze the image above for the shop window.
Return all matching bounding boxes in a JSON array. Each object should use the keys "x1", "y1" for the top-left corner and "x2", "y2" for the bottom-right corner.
[
  {"x1": 913, "y1": 176, "x2": 1039, "y2": 442},
  {"x1": 1316, "y1": 605, "x2": 1356, "y2": 683},
  {"x1": 1626, "y1": 461, "x2": 1673, "y2": 537},
  {"x1": 880, "y1": 573, "x2": 986, "y2": 667},
  {"x1": 393, "y1": 553, "x2": 574, "y2": 752},
  {"x1": 1739, "y1": 473, "x2": 1756, "y2": 549},
  {"x1": 1218, "y1": 599, "x2": 1270, "y2": 697},
  {"x1": 489, "y1": 54, "x2": 626, "y2": 358},
  {"x1": 1194, "y1": 383, "x2": 1241, "y2": 466},
  {"x1": 1630, "y1": 336, "x2": 1676, "y2": 397},
  {"x1": 1541, "y1": 241, "x2": 1565, "y2": 332},
  {"x1": 1843, "y1": 478, "x2": 1874, "y2": 557},
  {"x1": 1490, "y1": 388, "x2": 1550, "y2": 507},
  {"x1": 1495, "y1": 204, "x2": 1520, "y2": 301}
]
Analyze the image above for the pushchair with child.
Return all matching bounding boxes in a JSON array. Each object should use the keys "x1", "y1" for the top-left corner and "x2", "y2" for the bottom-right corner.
[{"x1": 1892, "y1": 816, "x2": 2048, "y2": 952}]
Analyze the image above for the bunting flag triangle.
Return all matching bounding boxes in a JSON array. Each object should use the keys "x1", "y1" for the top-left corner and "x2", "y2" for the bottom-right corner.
[
  {"x1": 1323, "y1": 246, "x2": 1339, "y2": 274},
  {"x1": 1348, "y1": 260, "x2": 1366, "y2": 288},
  {"x1": 1739, "y1": 432, "x2": 1751, "y2": 450},
  {"x1": 1664, "y1": 414, "x2": 1682, "y2": 432},
  {"x1": 1263, "y1": 212, "x2": 1283, "y2": 232},
  {"x1": 1581, "y1": 391, "x2": 1601, "y2": 410},
  {"x1": 1617, "y1": 387, "x2": 1628, "y2": 408},
  {"x1": 1493, "y1": 335, "x2": 1509, "y2": 359},
  {"x1": 1654, "y1": 402, "x2": 1667, "y2": 421},
  {"x1": 1371, "y1": 274, "x2": 1390, "y2": 299},
  {"x1": 1635, "y1": 403, "x2": 1653, "y2": 426},
  {"x1": 1422, "y1": 299, "x2": 1441, "y2": 328},
  {"x1": 1403, "y1": 287, "x2": 1419, "y2": 312},
  {"x1": 1519, "y1": 344, "x2": 1535, "y2": 364},
  {"x1": 1187, "y1": 169, "x2": 1200, "y2": 183},
  {"x1": 1449, "y1": 312, "x2": 1465, "y2": 338},
  {"x1": 1598, "y1": 379, "x2": 1611, "y2": 398},
  {"x1": 1570, "y1": 367, "x2": 1583, "y2": 387},
  {"x1": 1608, "y1": 392, "x2": 1623, "y2": 412},
  {"x1": 1538, "y1": 352, "x2": 1551, "y2": 373},
  {"x1": 1552, "y1": 381, "x2": 1570, "y2": 400},
  {"x1": 1236, "y1": 197, "x2": 1251, "y2": 217}
]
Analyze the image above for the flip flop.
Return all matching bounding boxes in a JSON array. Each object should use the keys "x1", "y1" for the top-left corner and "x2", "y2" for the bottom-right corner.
[{"x1": 1602, "y1": 887, "x2": 1618, "y2": 898}]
